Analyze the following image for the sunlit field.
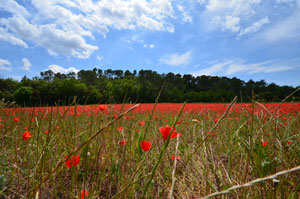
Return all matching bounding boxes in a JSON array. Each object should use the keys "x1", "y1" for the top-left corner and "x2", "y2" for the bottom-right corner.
[{"x1": 1, "y1": 102, "x2": 300, "y2": 198}]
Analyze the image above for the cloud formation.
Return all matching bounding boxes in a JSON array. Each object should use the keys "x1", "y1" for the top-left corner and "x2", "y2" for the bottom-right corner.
[
  {"x1": 160, "y1": 51, "x2": 192, "y2": 67},
  {"x1": 21, "y1": 58, "x2": 31, "y2": 71},
  {"x1": 0, "y1": 59, "x2": 11, "y2": 71},
  {"x1": 0, "y1": 0, "x2": 177, "y2": 59},
  {"x1": 192, "y1": 59, "x2": 293, "y2": 76},
  {"x1": 47, "y1": 65, "x2": 79, "y2": 74}
]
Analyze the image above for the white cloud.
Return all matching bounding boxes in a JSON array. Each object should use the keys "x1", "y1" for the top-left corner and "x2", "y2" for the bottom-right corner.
[
  {"x1": 0, "y1": 59, "x2": 11, "y2": 71},
  {"x1": 21, "y1": 58, "x2": 31, "y2": 71},
  {"x1": 96, "y1": 55, "x2": 104, "y2": 61},
  {"x1": 47, "y1": 65, "x2": 79, "y2": 74},
  {"x1": 192, "y1": 60, "x2": 234, "y2": 76},
  {"x1": 143, "y1": 44, "x2": 155, "y2": 48},
  {"x1": 177, "y1": 5, "x2": 192, "y2": 23},
  {"x1": 0, "y1": 0, "x2": 30, "y2": 17},
  {"x1": 202, "y1": 0, "x2": 263, "y2": 34},
  {"x1": 0, "y1": 27, "x2": 28, "y2": 48},
  {"x1": 192, "y1": 59, "x2": 293, "y2": 76},
  {"x1": 160, "y1": 51, "x2": 192, "y2": 67},
  {"x1": 224, "y1": 16, "x2": 240, "y2": 32},
  {"x1": 0, "y1": 0, "x2": 178, "y2": 58},
  {"x1": 238, "y1": 17, "x2": 269, "y2": 37},
  {"x1": 258, "y1": 12, "x2": 300, "y2": 42}
]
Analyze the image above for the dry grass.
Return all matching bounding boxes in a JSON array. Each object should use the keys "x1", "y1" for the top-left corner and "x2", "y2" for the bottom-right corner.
[{"x1": 0, "y1": 100, "x2": 300, "y2": 199}]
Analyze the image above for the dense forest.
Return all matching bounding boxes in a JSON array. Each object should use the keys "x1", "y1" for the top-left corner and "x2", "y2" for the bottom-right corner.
[{"x1": 0, "y1": 68, "x2": 299, "y2": 106}]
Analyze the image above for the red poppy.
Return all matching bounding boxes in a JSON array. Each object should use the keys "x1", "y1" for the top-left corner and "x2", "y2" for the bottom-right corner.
[
  {"x1": 98, "y1": 105, "x2": 107, "y2": 111},
  {"x1": 22, "y1": 131, "x2": 32, "y2": 140},
  {"x1": 170, "y1": 132, "x2": 181, "y2": 139},
  {"x1": 140, "y1": 141, "x2": 152, "y2": 151},
  {"x1": 118, "y1": 140, "x2": 127, "y2": 145},
  {"x1": 159, "y1": 125, "x2": 181, "y2": 140},
  {"x1": 65, "y1": 155, "x2": 80, "y2": 168},
  {"x1": 45, "y1": 130, "x2": 49, "y2": 134},
  {"x1": 261, "y1": 141, "x2": 268, "y2": 147},
  {"x1": 138, "y1": 121, "x2": 145, "y2": 126},
  {"x1": 31, "y1": 118, "x2": 35, "y2": 121},
  {"x1": 13, "y1": 117, "x2": 19, "y2": 122},
  {"x1": 171, "y1": 155, "x2": 181, "y2": 160},
  {"x1": 117, "y1": 126, "x2": 123, "y2": 132},
  {"x1": 214, "y1": 118, "x2": 219, "y2": 123},
  {"x1": 81, "y1": 189, "x2": 89, "y2": 198}
]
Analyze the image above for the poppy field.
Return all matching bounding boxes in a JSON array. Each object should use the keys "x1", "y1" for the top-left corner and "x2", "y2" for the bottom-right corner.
[{"x1": 1, "y1": 102, "x2": 300, "y2": 198}]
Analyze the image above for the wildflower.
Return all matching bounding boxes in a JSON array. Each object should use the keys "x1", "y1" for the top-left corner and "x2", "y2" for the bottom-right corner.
[
  {"x1": 22, "y1": 131, "x2": 32, "y2": 140},
  {"x1": 65, "y1": 155, "x2": 80, "y2": 168},
  {"x1": 117, "y1": 126, "x2": 123, "y2": 132},
  {"x1": 214, "y1": 118, "x2": 219, "y2": 123},
  {"x1": 81, "y1": 189, "x2": 89, "y2": 199},
  {"x1": 45, "y1": 130, "x2": 49, "y2": 134},
  {"x1": 138, "y1": 121, "x2": 145, "y2": 126},
  {"x1": 261, "y1": 141, "x2": 268, "y2": 147},
  {"x1": 171, "y1": 155, "x2": 181, "y2": 160},
  {"x1": 32, "y1": 118, "x2": 35, "y2": 121},
  {"x1": 159, "y1": 125, "x2": 181, "y2": 140},
  {"x1": 118, "y1": 140, "x2": 127, "y2": 146},
  {"x1": 140, "y1": 141, "x2": 152, "y2": 151},
  {"x1": 13, "y1": 117, "x2": 19, "y2": 122},
  {"x1": 288, "y1": 140, "x2": 292, "y2": 143},
  {"x1": 98, "y1": 105, "x2": 107, "y2": 111}
]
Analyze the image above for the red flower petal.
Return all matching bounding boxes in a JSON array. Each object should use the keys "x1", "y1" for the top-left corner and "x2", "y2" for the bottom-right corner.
[{"x1": 140, "y1": 141, "x2": 152, "y2": 151}]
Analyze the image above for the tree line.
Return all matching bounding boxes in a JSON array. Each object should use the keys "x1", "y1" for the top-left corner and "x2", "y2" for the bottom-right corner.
[{"x1": 0, "y1": 68, "x2": 299, "y2": 106}]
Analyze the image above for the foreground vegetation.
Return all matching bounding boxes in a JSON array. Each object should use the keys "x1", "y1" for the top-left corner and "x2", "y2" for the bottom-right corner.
[
  {"x1": 1, "y1": 68, "x2": 299, "y2": 106},
  {"x1": 1, "y1": 101, "x2": 300, "y2": 198}
]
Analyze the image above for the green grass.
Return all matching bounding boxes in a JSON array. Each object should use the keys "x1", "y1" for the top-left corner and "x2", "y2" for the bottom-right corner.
[{"x1": 0, "y1": 101, "x2": 300, "y2": 199}]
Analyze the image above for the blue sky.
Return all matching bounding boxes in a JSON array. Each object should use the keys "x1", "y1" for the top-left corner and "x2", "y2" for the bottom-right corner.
[{"x1": 0, "y1": 0, "x2": 300, "y2": 86}]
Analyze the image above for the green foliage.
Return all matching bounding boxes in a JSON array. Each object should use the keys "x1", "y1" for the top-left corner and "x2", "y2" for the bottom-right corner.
[
  {"x1": 13, "y1": 86, "x2": 33, "y2": 106},
  {"x1": 0, "y1": 68, "x2": 299, "y2": 106}
]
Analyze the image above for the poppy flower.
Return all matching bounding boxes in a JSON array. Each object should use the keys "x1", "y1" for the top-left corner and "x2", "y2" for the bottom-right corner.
[
  {"x1": 138, "y1": 121, "x2": 145, "y2": 126},
  {"x1": 13, "y1": 117, "x2": 19, "y2": 122},
  {"x1": 159, "y1": 125, "x2": 181, "y2": 140},
  {"x1": 214, "y1": 118, "x2": 219, "y2": 123},
  {"x1": 261, "y1": 141, "x2": 268, "y2": 147},
  {"x1": 98, "y1": 105, "x2": 107, "y2": 111},
  {"x1": 81, "y1": 189, "x2": 89, "y2": 198},
  {"x1": 118, "y1": 140, "x2": 127, "y2": 146},
  {"x1": 45, "y1": 130, "x2": 49, "y2": 134},
  {"x1": 117, "y1": 126, "x2": 123, "y2": 132},
  {"x1": 140, "y1": 141, "x2": 152, "y2": 151},
  {"x1": 171, "y1": 155, "x2": 181, "y2": 160},
  {"x1": 65, "y1": 155, "x2": 80, "y2": 168},
  {"x1": 22, "y1": 131, "x2": 32, "y2": 140}
]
